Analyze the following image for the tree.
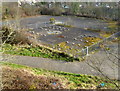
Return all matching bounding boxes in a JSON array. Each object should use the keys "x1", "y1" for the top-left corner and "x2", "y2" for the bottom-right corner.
[
  {"x1": 2, "y1": 2, "x2": 18, "y2": 19},
  {"x1": 70, "y1": 2, "x2": 80, "y2": 15}
]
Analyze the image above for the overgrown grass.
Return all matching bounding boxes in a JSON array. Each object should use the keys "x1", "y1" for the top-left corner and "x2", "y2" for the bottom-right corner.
[
  {"x1": 2, "y1": 44, "x2": 79, "y2": 62},
  {"x1": 1, "y1": 62, "x2": 119, "y2": 89},
  {"x1": 83, "y1": 37, "x2": 102, "y2": 46},
  {"x1": 56, "y1": 42, "x2": 70, "y2": 50}
]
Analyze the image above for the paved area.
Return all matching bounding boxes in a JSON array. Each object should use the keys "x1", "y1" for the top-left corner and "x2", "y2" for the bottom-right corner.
[
  {"x1": 19, "y1": 16, "x2": 111, "y2": 56},
  {"x1": 1, "y1": 15, "x2": 112, "y2": 57},
  {"x1": 1, "y1": 16, "x2": 119, "y2": 80},
  {"x1": 18, "y1": 15, "x2": 109, "y2": 31},
  {"x1": 18, "y1": 16, "x2": 109, "y2": 46}
]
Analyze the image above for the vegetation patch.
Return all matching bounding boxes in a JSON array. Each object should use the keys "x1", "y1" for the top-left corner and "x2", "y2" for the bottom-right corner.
[
  {"x1": 1, "y1": 62, "x2": 119, "y2": 89},
  {"x1": 49, "y1": 18, "x2": 55, "y2": 24},
  {"x1": 111, "y1": 37, "x2": 120, "y2": 43},
  {"x1": 1, "y1": 26, "x2": 35, "y2": 45},
  {"x1": 2, "y1": 44, "x2": 79, "y2": 62},
  {"x1": 55, "y1": 42, "x2": 79, "y2": 56},
  {"x1": 100, "y1": 33, "x2": 112, "y2": 38},
  {"x1": 1, "y1": 63, "x2": 67, "y2": 89},
  {"x1": 57, "y1": 42, "x2": 70, "y2": 50},
  {"x1": 83, "y1": 37, "x2": 102, "y2": 46}
]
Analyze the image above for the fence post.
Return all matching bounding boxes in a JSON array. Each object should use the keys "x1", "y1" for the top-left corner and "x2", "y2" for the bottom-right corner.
[{"x1": 86, "y1": 47, "x2": 89, "y2": 56}]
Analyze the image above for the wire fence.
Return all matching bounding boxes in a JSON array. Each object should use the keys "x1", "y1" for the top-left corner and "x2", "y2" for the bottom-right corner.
[{"x1": 76, "y1": 31, "x2": 120, "y2": 58}]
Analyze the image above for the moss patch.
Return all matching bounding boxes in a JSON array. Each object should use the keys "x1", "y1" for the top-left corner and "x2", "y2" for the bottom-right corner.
[{"x1": 83, "y1": 37, "x2": 102, "y2": 46}]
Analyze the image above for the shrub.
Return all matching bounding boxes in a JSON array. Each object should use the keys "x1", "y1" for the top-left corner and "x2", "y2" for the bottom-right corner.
[
  {"x1": 20, "y1": 2, "x2": 39, "y2": 16},
  {"x1": 1, "y1": 26, "x2": 35, "y2": 45},
  {"x1": 49, "y1": 18, "x2": 55, "y2": 23},
  {"x1": 12, "y1": 31, "x2": 33, "y2": 44},
  {"x1": 50, "y1": 7, "x2": 63, "y2": 16},
  {"x1": 2, "y1": 2, "x2": 18, "y2": 19},
  {"x1": 41, "y1": 7, "x2": 63, "y2": 16},
  {"x1": 2, "y1": 26, "x2": 15, "y2": 43}
]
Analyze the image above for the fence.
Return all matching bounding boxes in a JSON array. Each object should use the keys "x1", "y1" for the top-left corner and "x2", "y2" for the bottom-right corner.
[{"x1": 75, "y1": 31, "x2": 120, "y2": 58}]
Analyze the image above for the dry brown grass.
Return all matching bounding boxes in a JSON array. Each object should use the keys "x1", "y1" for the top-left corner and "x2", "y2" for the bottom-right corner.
[
  {"x1": 2, "y1": 26, "x2": 38, "y2": 45},
  {"x1": 2, "y1": 66, "x2": 67, "y2": 89},
  {"x1": 13, "y1": 31, "x2": 37, "y2": 45}
]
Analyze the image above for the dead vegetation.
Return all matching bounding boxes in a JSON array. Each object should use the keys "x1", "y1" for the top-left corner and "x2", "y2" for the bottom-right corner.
[
  {"x1": 2, "y1": 66, "x2": 67, "y2": 89},
  {"x1": 2, "y1": 26, "x2": 37, "y2": 45}
]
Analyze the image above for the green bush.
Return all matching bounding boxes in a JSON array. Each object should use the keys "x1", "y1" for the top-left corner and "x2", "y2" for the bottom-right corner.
[{"x1": 49, "y1": 18, "x2": 55, "y2": 23}]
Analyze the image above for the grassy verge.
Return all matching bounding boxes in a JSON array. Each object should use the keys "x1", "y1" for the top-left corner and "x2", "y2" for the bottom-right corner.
[
  {"x1": 2, "y1": 44, "x2": 79, "y2": 62},
  {"x1": 1, "y1": 62, "x2": 119, "y2": 89}
]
